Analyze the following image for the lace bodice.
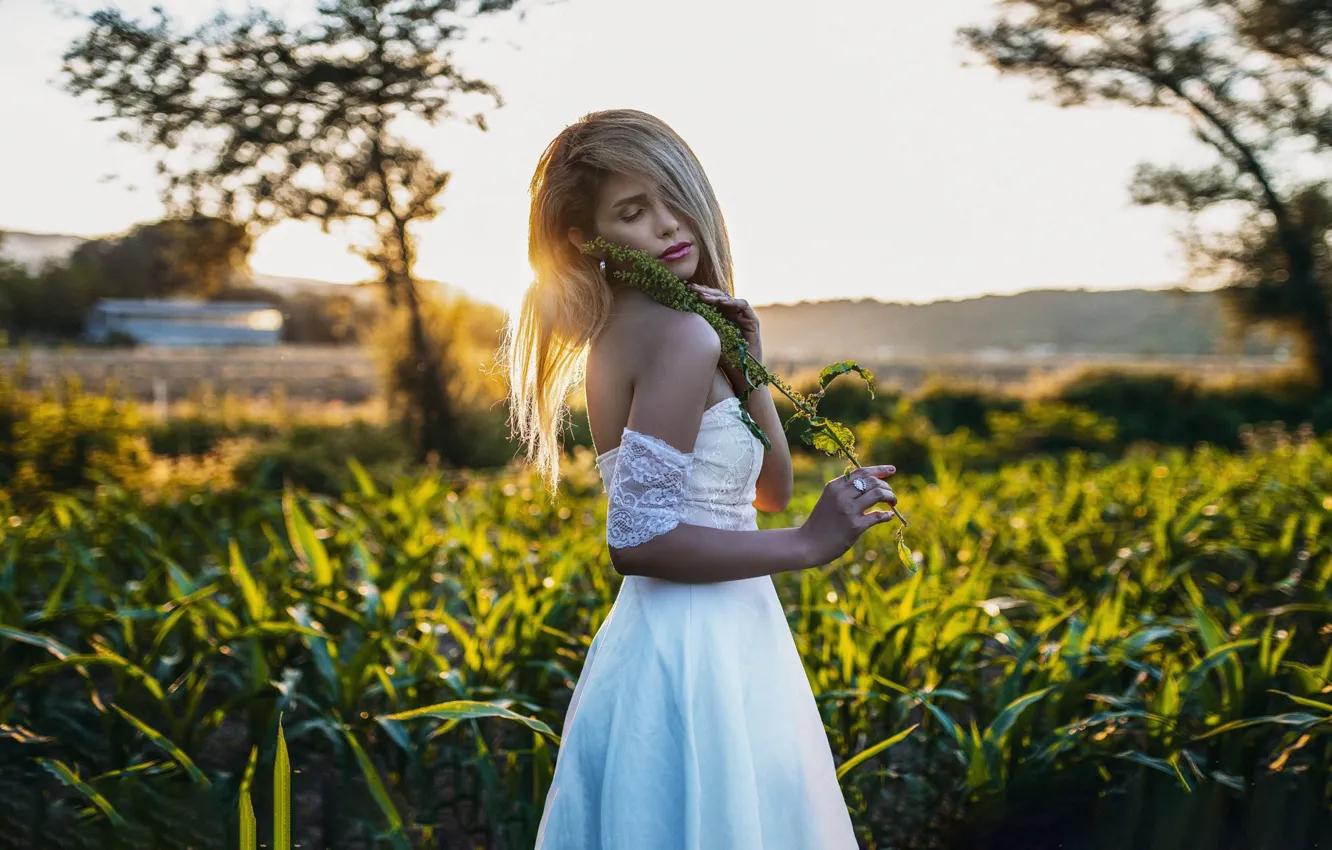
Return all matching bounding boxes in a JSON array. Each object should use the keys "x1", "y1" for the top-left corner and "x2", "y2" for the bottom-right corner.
[{"x1": 595, "y1": 396, "x2": 766, "y2": 535}]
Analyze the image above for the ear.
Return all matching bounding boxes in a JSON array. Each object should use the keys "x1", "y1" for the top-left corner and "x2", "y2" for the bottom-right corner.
[{"x1": 567, "y1": 226, "x2": 587, "y2": 252}]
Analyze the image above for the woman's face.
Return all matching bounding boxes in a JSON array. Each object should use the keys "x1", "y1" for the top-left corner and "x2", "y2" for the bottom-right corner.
[{"x1": 568, "y1": 172, "x2": 700, "y2": 281}]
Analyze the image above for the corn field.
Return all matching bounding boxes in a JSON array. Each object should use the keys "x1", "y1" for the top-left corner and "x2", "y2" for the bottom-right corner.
[{"x1": 0, "y1": 434, "x2": 1329, "y2": 849}]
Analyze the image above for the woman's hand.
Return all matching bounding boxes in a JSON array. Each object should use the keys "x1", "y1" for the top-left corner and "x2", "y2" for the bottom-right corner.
[
  {"x1": 688, "y1": 282, "x2": 762, "y2": 391},
  {"x1": 797, "y1": 465, "x2": 898, "y2": 566}
]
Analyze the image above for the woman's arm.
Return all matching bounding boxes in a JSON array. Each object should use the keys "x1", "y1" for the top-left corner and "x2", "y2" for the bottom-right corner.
[{"x1": 745, "y1": 382, "x2": 794, "y2": 513}]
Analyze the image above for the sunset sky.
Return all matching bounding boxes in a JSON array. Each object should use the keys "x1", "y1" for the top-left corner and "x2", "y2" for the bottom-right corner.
[{"x1": 1, "y1": 0, "x2": 1216, "y2": 314}]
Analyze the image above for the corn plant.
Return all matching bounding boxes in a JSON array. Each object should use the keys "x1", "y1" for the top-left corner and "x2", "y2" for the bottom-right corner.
[{"x1": 1, "y1": 430, "x2": 1329, "y2": 848}]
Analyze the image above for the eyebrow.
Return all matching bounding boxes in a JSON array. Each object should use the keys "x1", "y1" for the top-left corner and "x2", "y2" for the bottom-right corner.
[{"x1": 610, "y1": 192, "x2": 648, "y2": 209}]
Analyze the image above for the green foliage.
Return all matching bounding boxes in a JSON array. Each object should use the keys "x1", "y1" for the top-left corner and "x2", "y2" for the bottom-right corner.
[
  {"x1": 0, "y1": 364, "x2": 150, "y2": 505},
  {"x1": 364, "y1": 286, "x2": 520, "y2": 469},
  {"x1": 984, "y1": 401, "x2": 1118, "y2": 458},
  {"x1": 0, "y1": 218, "x2": 252, "y2": 340},
  {"x1": 60, "y1": 0, "x2": 521, "y2": 463},
  {"x1": 232, "y1": 421, "x2": 414, "y2": 494},
  {"x1": 1052, "y1": 368, "x2": 1332, "y2": 448},
  {"x1": 1, "y1": 435, "x2": 1330, "y2": 848},
  {"x1": 913, "y1": 381, "x2": 1021, "y2": 437}
]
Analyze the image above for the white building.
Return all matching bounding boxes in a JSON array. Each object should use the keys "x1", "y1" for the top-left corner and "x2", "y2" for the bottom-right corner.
[{"x1": 85, "y1": 299, "x2": 284, "y2": 346}]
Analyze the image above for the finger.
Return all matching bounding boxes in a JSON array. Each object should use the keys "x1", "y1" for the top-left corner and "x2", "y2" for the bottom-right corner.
[
  {"x1": 853, "y1": 482, "x2": 897, "y2": 509},
  {"x1": 856, "y1": 509, "x2": 898, "y2": 531},
  {"x1": 848, "y1": 464, "x2": 896, "y2": 481}
]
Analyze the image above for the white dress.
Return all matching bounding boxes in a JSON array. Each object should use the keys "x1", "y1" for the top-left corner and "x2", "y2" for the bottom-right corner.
[{"x1": 534, "y1": 396, "x2": 859, "y2": 850}]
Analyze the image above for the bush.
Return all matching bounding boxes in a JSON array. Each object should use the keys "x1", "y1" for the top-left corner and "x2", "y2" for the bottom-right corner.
[
  {"x1": 985, "y1": 401, "x2": 1118, "y2": 458},
  {"x1": 855, "y1": 399, "x2": 939, "y2": 475},
  {"x1": 1050, "y1": 368, "x2": 1325, "y2": 448},
  {"x1": 0, "y1": 367, "x2": 151, "y2": 505},
  {"x1": 914, "y1": 380, "x2": 1021, "y2": 437},
  {"x1": 147, "y1": 416, "x2": 279, "y2": 456},
  {"x1": 233, "y1": 420, "x2": 414, "y2": 494}
]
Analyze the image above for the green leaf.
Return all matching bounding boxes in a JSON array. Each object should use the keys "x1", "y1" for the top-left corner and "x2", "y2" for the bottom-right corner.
[
  {"x1": 1189, "y1": 598, "x2": 1228, "y2": 655},
  {"x1": 836, "y1": 724, "x2": 918, "y2": 780},
  {"x1": 980, "y1": 687, "x2": 1049, "y2": 751},
  {"x1": 1115, "y1": 750, "x2": 1194, "y2": 792},
  {"x1": 385, "y1": 699, "x2": 561, "y2": 742},
  {"x1": 228, "y1": 539, "x2": 267, "y2": 623},
  {"x1": 239, "y1": 745, "x2": 258, "y2": 850},
  {"x1": 811, "y1": 419, "x2": 855, "y2": 458},
  {"x1": 0, "y1": 625, "x2": 76, "y2": 659},
  {"x1": 895, "y1": 529, "x2": 916, "y2": 573},
  {"x1": 342, "y1": 726, "x2": 411, "y2": 850},
  {"x1": 347, "y1": 457, "x2": 377, "y2": 497},
  {"x1": 274, "y1": 717, "x2": 290, "y2": 850},
  {"x1": 111, "y1": 704, "x2": 209, "y2": 785},
  {"x1": 283, "y1": 491, "x2": 333, "y2": 587},
  {"x1": 819, "y1": 360, "x2": 876, "y2": 397},
  {"x1": 1188, "y1": 712, "x2": 1322, "y2": 743},
  {"x1": 29, "y1": 652, "x2": 165, "y2": 702},
  {"x1": 1270, "y1": 689, "x2": 1332, "y2": 715},
  {"x1": 738, "y1": 406, "x2": 772, "y2": 452},
  {"x1": 36, "y1": 758, "x2": 127, "y2": 828}
]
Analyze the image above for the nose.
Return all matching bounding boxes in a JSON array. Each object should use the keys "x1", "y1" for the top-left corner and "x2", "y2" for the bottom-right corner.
[{"x1": 659, "y1": 206, "x2": 679, "y2": 238}]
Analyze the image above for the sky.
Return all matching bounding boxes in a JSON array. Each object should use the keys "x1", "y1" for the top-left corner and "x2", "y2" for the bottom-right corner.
[{"x1": 0, "y1": 0, "x2": 1216, "y2": 314}]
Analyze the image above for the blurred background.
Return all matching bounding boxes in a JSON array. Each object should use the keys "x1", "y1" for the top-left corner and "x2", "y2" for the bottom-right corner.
[{"x1": 1, "y1": 1, "x2": 1329, "y2": 848}]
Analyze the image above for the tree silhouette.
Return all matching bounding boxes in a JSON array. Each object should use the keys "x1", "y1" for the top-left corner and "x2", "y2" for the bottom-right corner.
[
  {"x1": 962, "y1": 0, "x2": 1332, "y2": 390},
  {"x1": 80, "y1": 216, "x2": 253, "y2": 300},
  {"x1": 61, "y1": 0, "x2": 525, "y2": 464},
  {"x1": 0, "y1": 217, "x2": 251, "y2": 338}
]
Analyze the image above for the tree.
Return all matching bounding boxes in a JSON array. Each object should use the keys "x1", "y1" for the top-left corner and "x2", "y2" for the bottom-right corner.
[
  {"x1": 61, "y1": 0, "x2": 525, "y2": 464},
  {"x1": 0, "y1": 217, "x2": 251, "y2": 338},
  {"x1": 73, "y1": 216, "x2": 253, "y2": 300},
  {"x1": 961, "y1": 0, "x2": 1332, "y2": 390}
]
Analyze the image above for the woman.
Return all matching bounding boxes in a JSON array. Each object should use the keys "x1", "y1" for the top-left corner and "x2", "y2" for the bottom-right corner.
[{"x1": 501, "y1": 109, "x2": 899, "y2": 849}]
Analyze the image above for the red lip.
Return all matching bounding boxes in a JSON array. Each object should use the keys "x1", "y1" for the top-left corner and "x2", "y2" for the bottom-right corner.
[{"x1": 660, "y1": 242, "x2": 692, "y2": 260}]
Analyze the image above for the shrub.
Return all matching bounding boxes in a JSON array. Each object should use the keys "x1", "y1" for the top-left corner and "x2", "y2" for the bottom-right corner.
[
  {"x1": 233, "y1": 420, "x2": 415, "y2": 494},
  {"x1": 0, "y1": 367, "x2": 150, "y2": 505}
]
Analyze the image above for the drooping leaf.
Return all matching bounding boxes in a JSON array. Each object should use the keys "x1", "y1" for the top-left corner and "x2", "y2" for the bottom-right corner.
[
  {"x1": 836, "y1": 724, "x2": 918, "y2": 780},
  {"x1": 111, "y1": 704, "x2": 209, "y2": 785},
  {"x1": 37, "y1": 759, "x2": 127, "y2": 828},
  {"x1": 341, "y1": 726, "x2": 411, "y2": 850},
  {"x1": 896, "y1": 529, "x2": 917, "y2": 573},
  {"x1": 811, "y1": 419, "x2": 856, "y2": 458},
  {"x1": 819, "y1": 360, "x2": 877, "y2": 397},
  {"x1": 385, "y1": 699, "x2": 560, "y2": 742}
]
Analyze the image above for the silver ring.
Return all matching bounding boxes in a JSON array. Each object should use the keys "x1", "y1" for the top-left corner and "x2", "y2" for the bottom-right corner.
[{"x1": 852, "y1": 477, "x2": 869, "y2": 492}]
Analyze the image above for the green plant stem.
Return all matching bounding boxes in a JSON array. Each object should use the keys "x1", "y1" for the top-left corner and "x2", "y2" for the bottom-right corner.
[{"x1": 740, "y1": 348, "x2": 908, "y2": 527}]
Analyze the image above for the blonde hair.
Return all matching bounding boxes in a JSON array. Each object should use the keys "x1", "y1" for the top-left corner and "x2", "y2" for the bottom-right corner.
[{"x1": 500, "y1": 108, "x2": 735, "y2": 490}]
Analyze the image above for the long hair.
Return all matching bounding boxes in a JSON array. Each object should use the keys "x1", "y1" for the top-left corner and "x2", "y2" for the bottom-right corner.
[{"x1": 500, "y1": 109, "x2": 735, "y2": 490}]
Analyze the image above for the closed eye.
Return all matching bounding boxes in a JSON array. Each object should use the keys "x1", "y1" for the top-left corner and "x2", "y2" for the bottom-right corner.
[{"x1": 621, "y1": 209, "x2": 643, "y2": 222}]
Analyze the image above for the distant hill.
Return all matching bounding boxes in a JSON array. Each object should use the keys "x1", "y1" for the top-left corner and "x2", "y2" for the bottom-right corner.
[
  {"x1": 754, "y1": 288, "x2": 1289, "y2": 360},
  {"x1": 0, "y1": 230, "x2": 89, "y2": 271},
  {"x1": 0, "y1": 230, "x2": 375, "y2": 305},
  {"x1": 249, "y1": 272, "x2": 377, "y2": 305},
  {"x1": 1, "y1": 229, "x2": 1290, "y2": 358}
]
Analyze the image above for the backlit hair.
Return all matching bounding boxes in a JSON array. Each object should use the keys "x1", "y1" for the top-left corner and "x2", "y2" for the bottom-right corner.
[{"x1": 499, "y1": 109, "x2": 735, "y2": 490}]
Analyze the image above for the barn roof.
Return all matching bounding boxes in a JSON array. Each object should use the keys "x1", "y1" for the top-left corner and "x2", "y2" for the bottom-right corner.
[{"x1": 91, "y1": 298, "x2": 278, "y2": 315}]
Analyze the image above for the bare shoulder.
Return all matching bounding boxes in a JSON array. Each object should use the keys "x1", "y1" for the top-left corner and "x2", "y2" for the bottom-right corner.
[
  {"x1": 588, "y1": 298, "x2": 722, "y2": 453},
  {"x1": 594, "y1": 299, "x2": 719, "y2": 372},
  {"x1": 638, "y1": 302, "x2": 721, "y2": 366}
]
